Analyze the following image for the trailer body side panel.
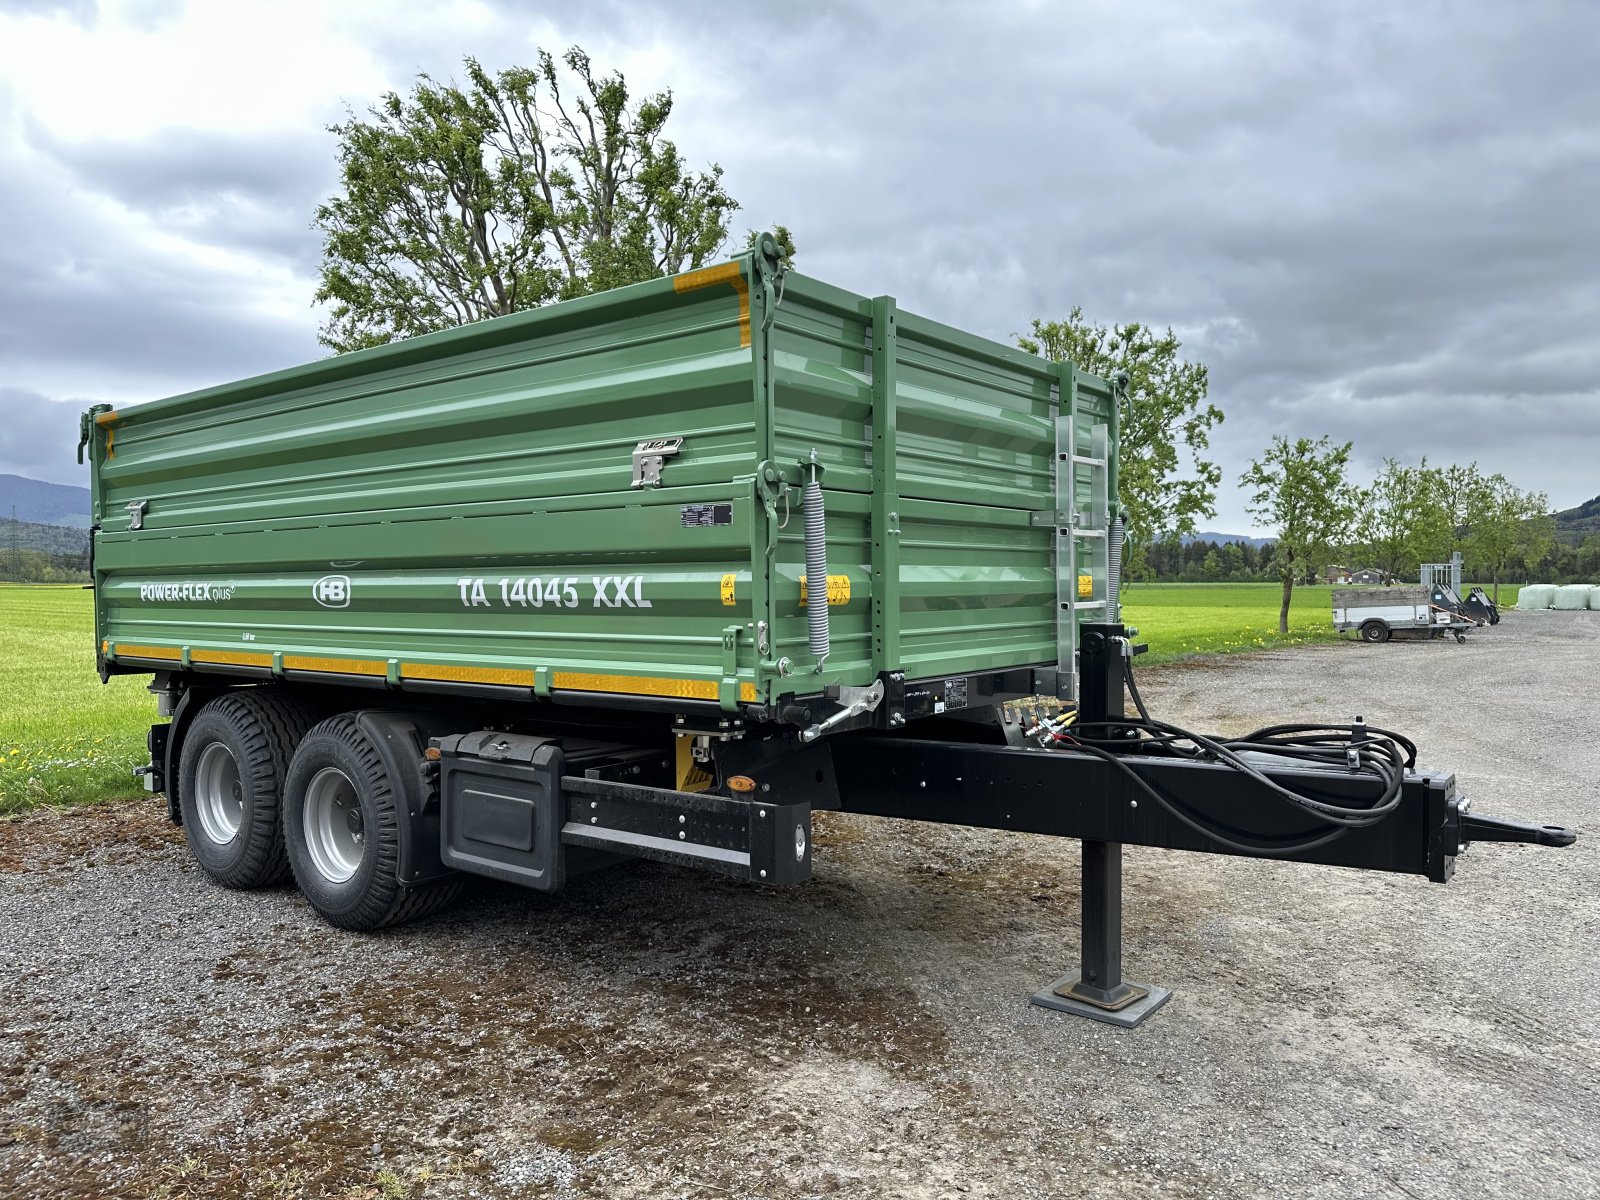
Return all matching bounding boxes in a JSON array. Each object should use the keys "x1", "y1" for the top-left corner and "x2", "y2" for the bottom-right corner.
[{"x1": 88, "y1": 253, "x2": 1118, "y2": 712}]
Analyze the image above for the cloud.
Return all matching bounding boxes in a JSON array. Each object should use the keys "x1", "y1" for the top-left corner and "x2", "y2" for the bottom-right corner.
[
  {"x1": 5, "y1": 0, "x2": 98, "y2": 21},
  {"x1": 0, "y1": 389, "x2": 87, "y2": 487},
  {"x1": 0, "y1": 143, "x2": 320, "y2": 398},
  {"x1": 30, "y1": 121, "x2": 334, "y2": 269},
  {"x1": 1, "y1": 0, "x2": 1597, "y2": 523}
]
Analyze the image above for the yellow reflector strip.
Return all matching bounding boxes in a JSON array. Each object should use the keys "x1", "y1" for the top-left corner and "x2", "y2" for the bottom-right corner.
[
  {"x1": 114, "y1": 644, "x2": 181, "y2": 662},
  {"x1": 673, "y1": 260, "x2": 750, "y2": 348},
  {"x1": 192, "y1": 649, "x2": 273, "y2": 668},
  {"x1": 799, "y1": 574, "x2": 852, "y2": 606},
  {"x1": 1078, "y1": 574, "x2": 1094, "y2": 598},
  {"x1": 555, "y1": 673, "x2": 758, "y2": 704},
  {"x1": 108, "y1": 646, "x2": 756, "y2": 704},
  {"x1": 553, "y1": 671, "x2": 704, "y2": 700},
  {"x1": 282, "y1": 655, "x2": 388, "y2": 677},
  {"x1": 400, "y1": 663, "x2": 536, "y2": 687}
]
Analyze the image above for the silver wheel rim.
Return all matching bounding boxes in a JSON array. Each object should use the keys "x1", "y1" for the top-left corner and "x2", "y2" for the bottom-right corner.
[
  {"x1": 193, "y1": 741, "x2": 244, "y2": 845},
  {"x1": 303, "y1": 766, "x2": 365, "y2": 884}
]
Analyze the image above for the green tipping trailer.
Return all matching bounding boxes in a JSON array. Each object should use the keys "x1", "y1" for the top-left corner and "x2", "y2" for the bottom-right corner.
[
  {"x1": 84, "y1": 236, "x2": 1118, "y2": 720},
  {"x1": 82, "y1": 234, "x2": 1573, "y2": 1027}
]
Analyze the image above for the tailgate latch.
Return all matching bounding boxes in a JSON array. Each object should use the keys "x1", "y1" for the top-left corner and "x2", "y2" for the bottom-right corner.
[{"x1": 631, "y1": 436, "x2": 683, "y2": 488}]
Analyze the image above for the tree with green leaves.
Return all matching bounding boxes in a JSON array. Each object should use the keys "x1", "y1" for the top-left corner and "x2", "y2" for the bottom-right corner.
[
  {"x1": 1578, "y1": 533, "x2": 1600, "y2": 580},
  {"x1": 1241, "y1": 435, "x2": 1357, "y2": 634},
  {"x1": 1454, "y1": 469, "x2": 1552, "y2": 603},
  {"x1": 1352, "y1": 457, "x2": 1453, "y2": 583},
  {"x1": 1018, "y1": 310, "x2": 1221, "y2": 575},
  {"x1": 314, "y1": 48, "x2": 740, "y2": 352}
]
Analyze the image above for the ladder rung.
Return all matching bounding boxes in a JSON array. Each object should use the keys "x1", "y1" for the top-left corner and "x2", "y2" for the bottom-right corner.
[
  {"x1": 1074, "y1": 600, "x2": 1107, "y2": 609},
  {"x1": 1073, "y1": 528, "x2": 1105, "y2": 538},
  {"x1": 1072, "y1": 455, "x2": 1106, "y2": 467}
]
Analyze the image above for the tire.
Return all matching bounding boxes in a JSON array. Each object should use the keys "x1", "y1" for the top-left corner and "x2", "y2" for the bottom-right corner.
[
  {"x1": 1359, "y1": 620, "x2": 1391, "y2": 644},
  {"x1": 178, "y1": 689, "x2": 320, "y2": 889},
  {"x1": 283, "y1": 715, "x2": 460, "y2": 931}
]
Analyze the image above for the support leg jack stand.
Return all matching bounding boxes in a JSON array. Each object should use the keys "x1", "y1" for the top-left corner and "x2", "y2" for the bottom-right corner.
[{"x1": 1031, "y1": 840, "x2": 1171, "y2": 1028}]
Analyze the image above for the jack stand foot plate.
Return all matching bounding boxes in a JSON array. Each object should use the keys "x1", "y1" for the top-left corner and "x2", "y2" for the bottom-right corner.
[{"x1": 1030, "y1": 974, "x2": 1173, "y2": 1028}]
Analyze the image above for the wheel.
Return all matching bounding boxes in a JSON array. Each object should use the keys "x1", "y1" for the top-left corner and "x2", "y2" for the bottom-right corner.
[
  {"x1": 283, "y1": 716, "x2": 460, "y2": 931},
  {"x1": 1359, "y1": 620, "x2": 1391, "y2": 644},
  {"x1": 178, "y1": 689, "x2": 320, "y2": 889}
]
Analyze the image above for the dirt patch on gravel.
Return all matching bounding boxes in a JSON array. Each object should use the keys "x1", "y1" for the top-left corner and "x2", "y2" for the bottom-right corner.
[
  {"x1": 0, "y1": 800, "x2": 183, "y2": 875},
  {"x1": 2, "y1": 611, "x2": 1596, "y2": 1198}
]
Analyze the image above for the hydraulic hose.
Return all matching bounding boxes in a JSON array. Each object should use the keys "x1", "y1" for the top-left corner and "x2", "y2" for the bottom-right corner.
[
  {"x1": 802, "y1": 463, "x2": 830, "y2": 669},
  {"x1": 1048, "y1": 659, "x2": 1417, "y2": 856}
]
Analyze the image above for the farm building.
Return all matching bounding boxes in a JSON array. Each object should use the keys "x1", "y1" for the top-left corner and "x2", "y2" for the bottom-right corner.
[{"x1": 1325, "y1": 566, "x2": 1388, "y2": 585}]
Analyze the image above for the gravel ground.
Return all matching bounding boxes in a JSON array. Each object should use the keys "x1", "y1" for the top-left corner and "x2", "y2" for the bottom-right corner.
[{"x1": 2, "y1": 610, "x2": 1596, "y2": 1200}]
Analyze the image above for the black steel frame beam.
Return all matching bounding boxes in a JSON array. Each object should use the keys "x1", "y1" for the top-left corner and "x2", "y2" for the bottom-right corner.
[
  {"x1": 560, "y1": 775, "x2": 812, "y2": 886},
  {"x1": 830, "y1": 736, "x2": 1462, "y2": 883}
]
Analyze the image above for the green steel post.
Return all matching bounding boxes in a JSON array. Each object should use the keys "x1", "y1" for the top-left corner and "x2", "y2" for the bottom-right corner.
[
  {"x1": 870, "y1": 296, "x2": 901, "y2": 674},
  {"x1": 83, "y1": 403, "x2": 112, "y2": 674},
  {"x1": 749, "y1": 241, "x2": 779, "y2": 702}
]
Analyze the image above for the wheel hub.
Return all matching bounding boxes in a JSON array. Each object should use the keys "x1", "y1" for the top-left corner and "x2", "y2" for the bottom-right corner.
[
  {"x1": 303, "y1": 766, "x2": 367, "y2": 884},
  {"x1": 193, "y1": 741, "x2": 244, "y2": 845}
]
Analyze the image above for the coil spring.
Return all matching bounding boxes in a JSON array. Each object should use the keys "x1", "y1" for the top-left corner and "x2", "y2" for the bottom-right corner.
[
  {"x1": 1108, "y1": 515, "x2": 1125, "y2": 622},
  {"x1": 802, "y1": 470, "x2": 830, "y2": 667}
]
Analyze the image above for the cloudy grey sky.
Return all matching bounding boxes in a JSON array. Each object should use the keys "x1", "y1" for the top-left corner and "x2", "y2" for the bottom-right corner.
[{"x1": 1, "y1": 0, "x2": 1595, "y2": 530}]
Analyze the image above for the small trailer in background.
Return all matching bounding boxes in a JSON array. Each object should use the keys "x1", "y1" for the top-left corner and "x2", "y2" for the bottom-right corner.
[{"x1": 1333, "y1": 583, "x2": 1481, "y2": 643}]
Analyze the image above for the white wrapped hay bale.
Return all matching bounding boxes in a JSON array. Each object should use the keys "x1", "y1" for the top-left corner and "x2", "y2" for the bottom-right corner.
[
  {"x1": 1590, "y1": 586, "x2": 1600, "y2": 610},
  {"x1": 1517, "y1": 584, "x2": 1556, "y2": 609},
  {"x1": 1552, "y1": 584, "x2": 1591, "y2": 610}
]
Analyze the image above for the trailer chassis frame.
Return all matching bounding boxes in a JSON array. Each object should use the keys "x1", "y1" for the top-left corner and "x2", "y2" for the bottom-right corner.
[{"x1": 143, "y1": 627, "x2": 1574, "y2": 1027}]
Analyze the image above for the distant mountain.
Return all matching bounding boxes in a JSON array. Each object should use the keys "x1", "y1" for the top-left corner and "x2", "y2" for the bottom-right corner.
[
  {"x1": 0, "y1": 515, "x2": 90, "y2": 556},
  {"x1": 0, "y1": 474, "x2": 91, "y2": 527},
  {"x1": 1179, "y1": 530, "x2": 1275, "y2": 549},
  {"x1": 1553, "y1": 495, "x2": 1600, "y2": 545}
]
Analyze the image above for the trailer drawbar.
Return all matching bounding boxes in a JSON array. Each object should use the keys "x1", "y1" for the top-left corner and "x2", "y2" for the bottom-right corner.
[{"x1": 86, "y1": 236, "x2": 1575, "y2": 1026}]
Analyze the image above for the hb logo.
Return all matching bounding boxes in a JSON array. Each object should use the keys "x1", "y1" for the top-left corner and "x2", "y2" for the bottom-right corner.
[{"x1": 313, "y1": 575, "x2": 351, "y2": 608}]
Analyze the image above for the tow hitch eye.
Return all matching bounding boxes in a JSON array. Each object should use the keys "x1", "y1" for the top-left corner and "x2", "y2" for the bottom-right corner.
[{"x1": 1457, "y1": 804, "x2": 1578, "y2": 853}]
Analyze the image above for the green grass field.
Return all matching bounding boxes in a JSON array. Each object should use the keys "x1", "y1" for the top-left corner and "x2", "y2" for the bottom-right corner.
[
  {"x1": 0, "y1": 579, "x2": 1523, "y2": 814},
  {"x1": 0, "y1": 585, "x2": 152, "y2": 814},
  {"x1": 1120, "y1": 581, "x2": 1340, "y2": 665}
]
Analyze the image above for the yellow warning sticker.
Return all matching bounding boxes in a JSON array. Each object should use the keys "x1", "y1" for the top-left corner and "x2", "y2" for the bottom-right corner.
[
  {"x1": 720, "y1": 573, "x2": 736, "y2": 606},
  {"x1": 1078, "y1": 574, "x2": 1094, "y2": 598},
  {"x1": 800, "y1": 574, "x2": 852, "y2": 606}
]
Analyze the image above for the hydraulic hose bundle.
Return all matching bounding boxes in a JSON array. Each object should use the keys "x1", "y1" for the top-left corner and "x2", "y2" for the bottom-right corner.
[{"x1": 1023, "y1": 660, "x2": 1419, "y2": 857}]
